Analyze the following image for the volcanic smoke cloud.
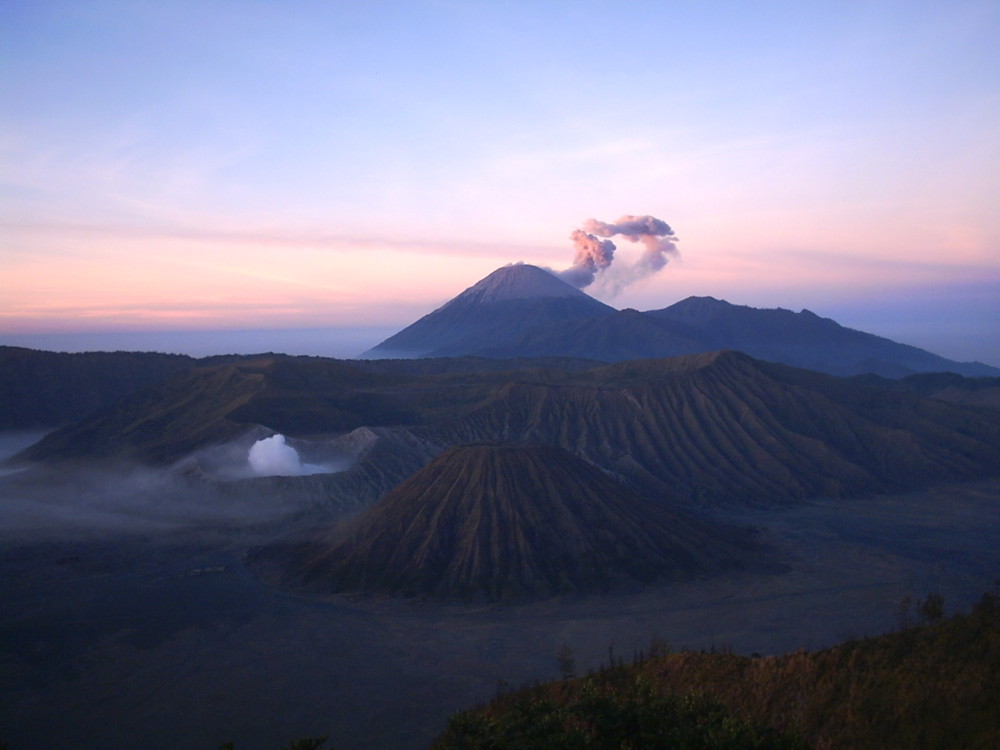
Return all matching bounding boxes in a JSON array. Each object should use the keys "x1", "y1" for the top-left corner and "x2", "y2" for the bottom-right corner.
[{"x1": 559, "y1": 214, "x2": 678, "y2": 291}]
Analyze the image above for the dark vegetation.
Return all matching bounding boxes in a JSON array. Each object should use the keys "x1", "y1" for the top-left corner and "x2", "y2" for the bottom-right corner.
[
  {"x1": 218, "y1": 739, "x2": 329, "y2": 750},
  {"x1": 435, "y1": 682, "x2": 807, "y2": 750},
  {"x1": 434, "y1": 587, "x2": 1000, "y2": 750}
]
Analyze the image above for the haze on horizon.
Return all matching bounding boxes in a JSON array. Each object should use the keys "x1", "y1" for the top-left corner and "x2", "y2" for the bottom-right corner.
[{"x1": 2, "y1": 1, "x2": 998, "y2": 365}]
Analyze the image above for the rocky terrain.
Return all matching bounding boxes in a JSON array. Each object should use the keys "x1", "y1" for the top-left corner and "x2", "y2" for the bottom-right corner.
[
  {"x1": 17, "y1": 351, "x2": 1000, "y2": 513},
  {"x1": 254, "y1": 443, "x2": 757, "y2": 601}
]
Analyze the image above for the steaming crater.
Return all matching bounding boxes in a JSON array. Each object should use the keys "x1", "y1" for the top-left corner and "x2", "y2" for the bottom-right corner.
[
  {"x1": 189, "y1": 427, "x2": 378, "y2": 481},
  {"x1": 247, "y1": 434, "x2": 328, "y2": 477}
]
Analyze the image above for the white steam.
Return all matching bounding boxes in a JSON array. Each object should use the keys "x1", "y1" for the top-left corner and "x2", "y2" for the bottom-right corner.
[
  {"x1": 0, "y1": 430, "x2": 370, "y2": 543},
  {"x1": 247, "y1": 434, "x2": 327, "y2": 477},
  {"x1": 248, "y1": 434, "x2": 300, "y2": 476}
]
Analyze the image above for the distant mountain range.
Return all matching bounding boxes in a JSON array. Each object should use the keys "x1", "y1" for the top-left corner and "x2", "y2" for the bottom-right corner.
[{"x1": 363, "y1": 264, "x2": 998, "y2": 378}]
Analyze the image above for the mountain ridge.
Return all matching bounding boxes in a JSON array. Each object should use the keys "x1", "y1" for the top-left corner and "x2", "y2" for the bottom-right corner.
[
  {"x1": 0, "y1": 346, "x2": 197, "y2": 429},
  {"x1": 17, "y1": 350, "x2": 1000, "y2": 512},
  {"x1": 362, "y1": 264, "x2": 998, "y2": 377}
]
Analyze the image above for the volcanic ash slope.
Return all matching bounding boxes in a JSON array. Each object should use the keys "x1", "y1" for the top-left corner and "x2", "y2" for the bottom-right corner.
[{"x1": 254, "y1": 443, "x2": 758, "y2": 602}]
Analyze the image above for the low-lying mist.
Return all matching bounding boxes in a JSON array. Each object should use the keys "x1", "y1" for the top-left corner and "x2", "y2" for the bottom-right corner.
[
  {"x1": 0, "y1": 465, "x2": 318, "y2": 543},
  {"x1": 0, "y1": 430, "x2": 49, "y2": 477},
  {"x1": 0, "y1": 429, "x2": 374, "y2": 544}
]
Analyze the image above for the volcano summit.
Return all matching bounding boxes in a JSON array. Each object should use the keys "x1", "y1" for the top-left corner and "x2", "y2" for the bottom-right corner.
[
  {"x1": 362, "y1": 264, "x2": 997, "y2": 377},
  {"x1": 361, "y1": 263, "x2": 613, "y2": 359}
]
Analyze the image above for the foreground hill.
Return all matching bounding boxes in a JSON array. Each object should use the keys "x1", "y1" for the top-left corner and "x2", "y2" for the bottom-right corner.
[
  {"x1": 363, "y1": 264, "x2": 998, "y2": 377},
  {"x1": 252, "y1": 443, "x2": 756, "y2": 601},
  {"x1": 17, "y1": 351, "x2": 1000, "y2": 508},
  {"x1": 434, "y1": 590, "x2": 1000, "y2": 749}
]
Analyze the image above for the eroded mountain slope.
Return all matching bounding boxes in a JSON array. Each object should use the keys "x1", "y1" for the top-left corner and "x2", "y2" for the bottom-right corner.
[
  {"x1": 253, "y1": 443, "x2": 757, "y2": 601},
  {"x1": 16, "y1": 351, "x2": 1000, "y2": 510}
]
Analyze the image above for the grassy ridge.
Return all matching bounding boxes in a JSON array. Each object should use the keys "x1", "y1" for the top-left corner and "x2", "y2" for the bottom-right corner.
[{"x1": 434, "y1": 589, "x2": 1000, "y2": 749}]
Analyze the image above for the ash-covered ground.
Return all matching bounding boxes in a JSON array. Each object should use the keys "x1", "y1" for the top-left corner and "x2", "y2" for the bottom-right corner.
[{"x1": 2, "y1": 431, "x2": 999, "y2": 750}]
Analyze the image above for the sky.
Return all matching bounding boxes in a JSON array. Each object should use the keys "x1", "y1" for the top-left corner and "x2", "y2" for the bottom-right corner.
[{"x1": 2, "y1": 0, "x2": 999, "y2": 364}]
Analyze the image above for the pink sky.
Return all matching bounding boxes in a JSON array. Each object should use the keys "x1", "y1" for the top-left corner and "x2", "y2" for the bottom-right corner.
[{"x1": 2, "y1": 2, "x2": 998, "y2": 364}]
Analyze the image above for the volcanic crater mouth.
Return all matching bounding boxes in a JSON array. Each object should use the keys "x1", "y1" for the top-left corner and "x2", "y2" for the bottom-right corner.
[{"x1": 191, "y1": 427, "x2": 378, "y2": 481}]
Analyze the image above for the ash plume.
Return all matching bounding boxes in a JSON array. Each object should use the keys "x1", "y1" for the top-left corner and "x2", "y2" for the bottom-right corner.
[
  {"x1": 559, "y1": 214, "x2": 679, "y2": 292},
  {"x1": 559, "y1": 229, "x2": 617, "y2": 288}
]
